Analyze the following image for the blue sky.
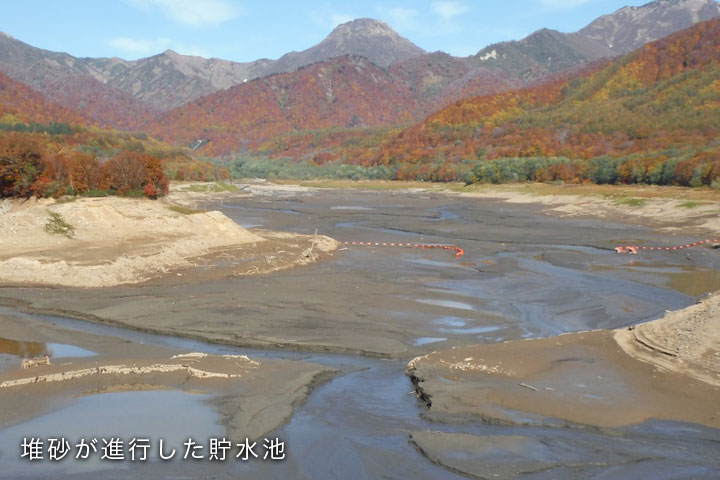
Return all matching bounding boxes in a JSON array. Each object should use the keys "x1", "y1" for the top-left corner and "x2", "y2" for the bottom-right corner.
[{"x1": 2, "y1": 0, "x2": 654, "y2": 61}]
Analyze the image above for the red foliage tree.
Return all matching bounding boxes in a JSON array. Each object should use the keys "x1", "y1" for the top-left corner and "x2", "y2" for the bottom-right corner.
[{"x1": 0, "y1": 132, "x2": 46, "y2": 197}]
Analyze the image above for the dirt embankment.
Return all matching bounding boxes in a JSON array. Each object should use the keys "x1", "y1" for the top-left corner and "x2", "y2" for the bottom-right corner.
[
  {"x1": 0, "y1": 194, "x2": 337, "y2": 288},
  {"x1": 615, "y1": 291, "x2": 720, "y2": 387},
  {"x1": 407, "y1": 293, "x2": 720, "y2": 430}
]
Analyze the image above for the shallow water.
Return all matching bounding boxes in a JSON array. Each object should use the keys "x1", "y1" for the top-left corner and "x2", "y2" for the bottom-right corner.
[
  {"x1": 2, "y1": 187, "x2": 720, "y2": 478},
  {"x1": 0, "y1": 390, "x2": 222, "y2": 478},
  {"x1": 0, "y1": 336, "x2": 95, "y2": 360}
]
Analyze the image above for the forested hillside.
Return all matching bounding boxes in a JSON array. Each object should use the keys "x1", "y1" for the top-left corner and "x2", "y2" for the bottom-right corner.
[
  {"x1": 375, "y1": 17, "x2": 720, "y2": 185},
  {"x1": 148, "y1": 55, "x2": 420, "y2": 156},
  {"x1": 0, "y1": 73, "x2": 226, "y2": 199}
]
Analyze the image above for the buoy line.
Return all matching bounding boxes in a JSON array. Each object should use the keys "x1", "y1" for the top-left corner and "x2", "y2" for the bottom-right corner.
[
  {"x1": 342, "y1": 241, "x2": 465, "y2": 258},
  {"x1": 615, "y1": 238, "x2": 719, "y2": 254}
]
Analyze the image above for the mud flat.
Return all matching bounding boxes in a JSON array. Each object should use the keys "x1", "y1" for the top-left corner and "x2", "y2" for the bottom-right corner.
[
  {"x1": 2, "y1": 182, "x2": 720, "y2": 478},
  {"x1": 4, "y1": 183, "x2": 718, "y2": 359},
  {"x1": 406, "y1": 296, "x2": 720, "y2": 477},
  {"x1": 0, "y1": 194, "x2": 336, "y2": 287},
  {"x1": 458, "y1": 184, "x2": 720, "y2": 233},
  {"x1": 0, "y1": 312, "x2": 335, "y2": 442}
]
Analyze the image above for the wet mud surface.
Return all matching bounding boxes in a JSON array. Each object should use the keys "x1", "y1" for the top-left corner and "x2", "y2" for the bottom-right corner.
[{"x1": 2, "y1": 185, "x2": 720, "y2": 478}]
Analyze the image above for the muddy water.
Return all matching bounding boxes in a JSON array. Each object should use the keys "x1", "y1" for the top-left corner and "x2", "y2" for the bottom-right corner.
[
  {"x1": 0, "y1": 336, "x2": 94, "y2": 360},
  {"x1": 0, "y1": 390, "x2": 223, "y2": 478},
  {"x1": 2, "y1": 186, "x2": 720, "y2": 478}
]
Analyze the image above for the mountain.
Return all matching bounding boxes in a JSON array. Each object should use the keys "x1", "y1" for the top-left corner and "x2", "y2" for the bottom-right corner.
[
  {"x1": 1, "y1": 0, "x2": 718, "y2": 134},
  {"x1": 267, "y1": 18, "x2": 425, "y2": 74},
  {"x1": 81, "y1": 51, "x2": 265, "y2": 111},
  {"x1": 0, "y1": 33, "x2": 157, "y2": 127},
  {"x1": 0, "y1": 18, "x2": 425, "y2": 113},
  {"x1": 465, "y1": 0, "x2": 720, "y2": 83},
  {"x1": 378, "y1": 17, "x2": 720, "y2": 177},
  {"x1": 376, "y1": 0, "x2": 720, "y2": 111},
  {"x1": 0, "y1": 70, "x2": 83, "y2": 126},
  {"x1": 147, "y1": 55, "x2": 420, "y2": 156},
  {"x1": 574, "y1": 0, "x2": 720, "y2": 53},
  {"x1": 0, "y1": 33, "x2": 260, "y2": 112}
]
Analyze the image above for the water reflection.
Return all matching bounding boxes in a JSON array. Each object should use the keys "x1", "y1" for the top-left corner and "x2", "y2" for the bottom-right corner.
[
  {"x1": 0, "y1": 336, "x2": 94, "y2": 359},
  {"x1": 0, "y1": 337, "x2": 47, "y2": 358}
]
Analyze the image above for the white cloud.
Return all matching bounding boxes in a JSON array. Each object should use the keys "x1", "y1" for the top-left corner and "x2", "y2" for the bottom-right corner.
[
  {"x1": 431, "y1": 1, "x2": 469, "y2": 21},
  {"x1": 125, "y1": 0, "x2": 240, "y2": 27},
  {"x1": 108, "y1": 37, "x2": 209, "y2": 58}
]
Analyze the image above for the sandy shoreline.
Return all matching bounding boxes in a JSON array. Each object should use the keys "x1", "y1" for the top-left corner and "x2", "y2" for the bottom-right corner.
[{"x1": 0, "y1": 191, "x2": 337, "y2": 288}]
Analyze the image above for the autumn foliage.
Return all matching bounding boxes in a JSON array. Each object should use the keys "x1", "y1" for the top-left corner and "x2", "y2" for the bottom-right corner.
[
  {"x1": 0, "y1": 131, "x2": 170, "y2": 198},
  {"x1": 372, "y1": 17, "x2": 720, "y2": 185},
  {"x1": 147, "y1": 55, "x2": 420, "y2": 156}
]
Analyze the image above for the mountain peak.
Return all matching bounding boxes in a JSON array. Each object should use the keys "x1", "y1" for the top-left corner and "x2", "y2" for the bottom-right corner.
[
  {"x1": 576, "y1": 0, "x2": 720, "y2": 52},
  {"x1": 326, "y1": 18, "x2": 399, "y2": 39},
  {"x1": 312, "y1": 17, "x2": 425, "y2": 67},
  {"x1": 266, "y1": 17, "x2": 424, "y2": 74}
]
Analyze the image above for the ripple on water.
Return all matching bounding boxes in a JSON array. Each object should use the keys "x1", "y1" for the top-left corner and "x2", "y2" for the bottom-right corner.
[{"x1": 416, "y1": 299, "x2": 476, "y2": 311}]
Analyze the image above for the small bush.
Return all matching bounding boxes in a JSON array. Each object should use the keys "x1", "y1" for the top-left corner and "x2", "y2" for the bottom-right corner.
[{"x1": 44, "y1": 211, "x2": 75, "y2": 238}]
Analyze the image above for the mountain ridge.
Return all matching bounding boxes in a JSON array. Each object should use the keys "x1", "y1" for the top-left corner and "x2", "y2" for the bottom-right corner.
[{"x1": 0, "y1": 0, "x2": 718, "y2": 137}]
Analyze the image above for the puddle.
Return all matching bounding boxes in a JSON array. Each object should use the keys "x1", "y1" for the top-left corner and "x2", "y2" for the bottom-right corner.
[
  {"x1": 46, "y1": 343, "x2": 95, "y2": 359},
  {"x1": 416, "y1": 299, "x2": 476, "y2": 311},
  {"x1": 0, "y1": 337, "x2": 95, "y2": 359},
  {"x1": 0, "y1": 337, "x2": 47, "y2": 358},
  {"x1": 0, "y1": 390, "x2": 223, "y2": 477},
  {"x1": 413, "y1": 337, "x2": 447, "y2": 346},
  {"x1": 434, "y1": 317, "x2": 466, "y2": 328},
  {"x1": 440, "y1": 325, "x2": 501, "y2": 335}
]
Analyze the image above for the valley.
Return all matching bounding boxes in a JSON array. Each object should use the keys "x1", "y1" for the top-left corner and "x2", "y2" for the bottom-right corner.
[{"x1": 2, "y1": 1, "x2": 720, "y2": 478}]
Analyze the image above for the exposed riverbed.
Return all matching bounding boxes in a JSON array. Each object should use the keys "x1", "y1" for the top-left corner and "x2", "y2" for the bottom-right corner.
[{"x1": 1, "y1": 184, "x2": 719, "y2": 479}]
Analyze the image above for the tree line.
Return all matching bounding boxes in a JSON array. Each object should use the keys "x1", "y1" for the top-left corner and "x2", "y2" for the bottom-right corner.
[{"x1": 0, "y1": 132, "x2": 169, "y2": 198}]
